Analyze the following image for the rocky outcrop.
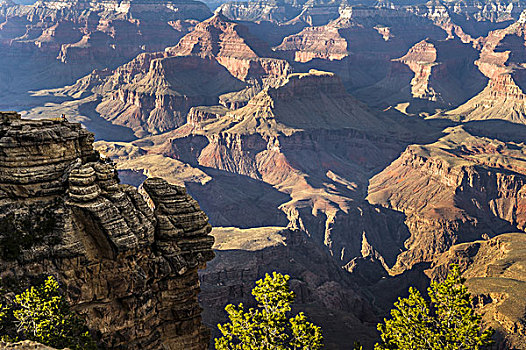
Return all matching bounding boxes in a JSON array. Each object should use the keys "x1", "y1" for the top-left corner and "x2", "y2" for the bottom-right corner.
[
  {"x1": 167, "y1": 11, "x2": 291, "y2": 83},
  {"x1": 356, "y1": 37, "x2": 487, "y2": 112},
  {"x1": 187, "y1": 105, "x2": 230, "y2": 127},
  {"x1": 276, "y1": 25, "x2": 348, "y2": 62},
  {"x1": 0, "y1": 341, "x2": 59, "y2": 349},
  {"x1": 94, "y1": 55, "x2": 246, "y2": 137},
  {"x1": 393, "y1": 39, "x2": 485, "y2": 104},
  {"x1": 368, "y1": 126, "x2": 526, "y2": 274},
  {"x1": 0, "y1": 112, "x2": 214, "y2": 349},
  {"x1": 429, "y1": 233, "x2": 526, "y2": 349}
]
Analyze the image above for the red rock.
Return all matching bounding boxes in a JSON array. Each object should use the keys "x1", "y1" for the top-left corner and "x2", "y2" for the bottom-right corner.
[
  {"x1": 0, "y1": 0, "x2": 211, "y2": 94},
  {"x1": 368, "y1": 126, "x2": 526, "y2": 273},
  {"x1": 446, "y1": 15, "x2": 526, "y2": 123}
]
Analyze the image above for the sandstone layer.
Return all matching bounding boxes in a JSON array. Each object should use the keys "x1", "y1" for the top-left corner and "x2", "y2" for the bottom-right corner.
[{"x1": 0, "y1": 112, "x2": 215, "y2": 350}]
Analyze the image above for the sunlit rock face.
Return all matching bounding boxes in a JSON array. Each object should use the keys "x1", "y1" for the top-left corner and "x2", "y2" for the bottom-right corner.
[
  {"x1": 368, "y1": 125, "x2": 526, "y2": 274},
  {"x1": 0, "y1": 112, "x2": 215, "y2": 350}
]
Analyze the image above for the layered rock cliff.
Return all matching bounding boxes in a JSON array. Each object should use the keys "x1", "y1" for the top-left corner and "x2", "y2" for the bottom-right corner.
[
  {"x1": 274, "y1": 6, "x2": 450, "y2": 96},
  {"x1": 217, "y1": 0, "x2": 343, "y2": 25},
  {"x1": 368, "y1": 125, "x2": 526, "y2": 273},
  {"x1": 446, "y1": 15, "x2": 526, "y2": 123},
  {"x1": 26, "y1": 12, "x2": 294, "y2": 137},
  {"x1": 166, "y1": 11, "x2": 291, "y2": 83},
  {"x1": 96, "y1": 70, "x2": 419, "y2": 273},
  {"x1": 217, "y1": 0, "x2": 526, "y2": 27},
  {"x1": 0, "y1": 111, "x2": 215, "y2": 349}
]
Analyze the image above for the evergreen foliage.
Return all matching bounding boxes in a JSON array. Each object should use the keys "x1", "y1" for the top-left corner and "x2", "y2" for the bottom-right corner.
[
  {"x1": 375, "y1": 265, "x2": 494, "y2": 350},
  {"x1": 0, "y1": 276, "x2": 96, "y2": 349},
  {"x1": 215, "y1": 272, "x2": 323, "y2": 350}
]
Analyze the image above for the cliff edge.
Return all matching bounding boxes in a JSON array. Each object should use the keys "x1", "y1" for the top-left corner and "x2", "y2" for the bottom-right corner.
[{"x1": 0, "y1": 112, "x2": 215, "y2": 349}]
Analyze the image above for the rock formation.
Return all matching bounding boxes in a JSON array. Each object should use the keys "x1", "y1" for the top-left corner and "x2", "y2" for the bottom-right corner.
[
  {"x1": 359, "y1": 37, "x2": 487, "y2": 112},
  {"x1": 368, "y1": 125, "x2": 526, "y2": 273},
  {"x1": 429, "y1": 233, "x2": 526, "y2": 349},
  {"x1": 0, "y1": 0, "x2": 211, "y2": 100},
  {"x1": 274, "y1": 6, "x2": 451, "y2": 96},
  {"x1": 445, "y1": 14, "x2": 526, "y2": 123},
  {"x1": 166, "y1": 11, "x2": 291, "y2": 83},
  {"x1": 24, "y1": 12, "x2": 293, "y2": 137},
  {"x1": 96, "y1": 70, "x2": 419, "y2": 273},
  {"x1": 0, "y1": 111, "x2": 214, "y2": 349},
  {"x1": 216, "y1": 0, "x2": 343, "y2": 25}
]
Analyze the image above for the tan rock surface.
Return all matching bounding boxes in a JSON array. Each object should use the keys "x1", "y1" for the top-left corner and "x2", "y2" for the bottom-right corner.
[
  {"x1": 0, "y1": 112, "x2": 214, "y2": 350},
  {"x1": 0, "y1": 341, "x2": 60, "y2": 349}
]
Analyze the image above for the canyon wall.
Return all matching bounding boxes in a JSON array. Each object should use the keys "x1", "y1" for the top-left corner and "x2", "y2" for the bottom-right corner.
[
  {"x1": 0, "y1": 0, "x2": 211, "y2": 99},
  {"x1": 429, "y1": 233, "x2": 526, "y2": 349},
  {"x1": 368, "y1": 126, "x2": 526, "y2": 274},
  {"x1": 0, "y1": 111, "x2": 214, "y2": 349}
]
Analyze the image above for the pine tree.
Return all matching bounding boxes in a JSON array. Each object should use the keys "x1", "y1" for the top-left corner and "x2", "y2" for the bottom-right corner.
[
  {"x1": 12, "y1": 276, "x2": 96, "y2": 350},
  {"x1": 375, "y1": 265, "x2": 493, "y2": 350},
  {"x1": 215, "y1": 272, "x2": 323, "y2": 350}
]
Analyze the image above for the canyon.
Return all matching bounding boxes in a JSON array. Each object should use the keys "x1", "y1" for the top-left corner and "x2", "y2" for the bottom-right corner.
[
  {"x1": 0, "y1": 0, "x2": 211, "y2": 108},
  {"x1": 2, "y1": 0, "x2": 526, "y2": 348}
]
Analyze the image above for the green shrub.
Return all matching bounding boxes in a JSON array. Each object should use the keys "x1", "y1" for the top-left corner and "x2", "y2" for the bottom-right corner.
[
  {"x1": 375, "y1": 265, "x2": 493, "y2": 350},
  {"x1": 215, "y1": 272, "x2": 323, "y2": 350},
  {"x1": 0, "y1": 276, "x2": 96, "y2": 349}
]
